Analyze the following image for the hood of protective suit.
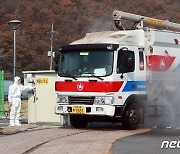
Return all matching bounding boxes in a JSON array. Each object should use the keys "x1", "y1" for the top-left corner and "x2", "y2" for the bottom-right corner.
[{"x1": 14, "y1": 76, "x2": 21, "y2": 84}]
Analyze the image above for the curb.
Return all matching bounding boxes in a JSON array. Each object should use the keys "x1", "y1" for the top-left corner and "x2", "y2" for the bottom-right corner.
[
  {"x1": 0, "y1": 124, "x2": 63, "y2": 135},
  {"x1": 0, "y1": 124, "x2": 39, "y2": 135}
]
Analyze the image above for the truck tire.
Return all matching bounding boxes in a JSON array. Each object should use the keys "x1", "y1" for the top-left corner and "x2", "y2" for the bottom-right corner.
[
  {"x1": 70, "y1": 115, "x2": 88, "y2": 128},
  {"x1": 122, "y1": 103, "x2": 140, "y2": 130}
]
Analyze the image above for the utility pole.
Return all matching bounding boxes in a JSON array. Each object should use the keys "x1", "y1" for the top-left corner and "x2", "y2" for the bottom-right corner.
[{"x1": 49, "y1": 23, "x2": 55, "y2": 70}]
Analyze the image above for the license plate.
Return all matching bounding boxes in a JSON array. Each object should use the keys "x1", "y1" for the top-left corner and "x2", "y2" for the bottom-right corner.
[{"x1": 72, "y1": 106, "x2": 85, "y2": 114}]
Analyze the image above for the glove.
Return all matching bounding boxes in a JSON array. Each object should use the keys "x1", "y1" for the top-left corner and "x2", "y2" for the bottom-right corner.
[{"x1": 9, "y1": 102, "x2": 12, "y2": 107}]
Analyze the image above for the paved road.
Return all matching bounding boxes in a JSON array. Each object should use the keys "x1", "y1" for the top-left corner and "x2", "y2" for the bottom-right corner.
[
  {"x1": 112, "y1": 128, "x2": 180, "y2": 154},
  {"x1": 0, "y1": 122, "x2": 150, "y2": 154},
  {"x1": 1, "y1": 118, "x2": 180, "y2": 154}
]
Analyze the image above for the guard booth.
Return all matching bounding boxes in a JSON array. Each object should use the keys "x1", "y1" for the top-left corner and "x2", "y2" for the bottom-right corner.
[{"x1": 23, "y1": 70, "x2": 67, "y2": 125}]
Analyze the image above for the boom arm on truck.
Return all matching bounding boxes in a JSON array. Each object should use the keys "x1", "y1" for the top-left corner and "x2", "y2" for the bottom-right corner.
[{"x1": 112, "y1": 10, "x2": 180, "y2": 31}]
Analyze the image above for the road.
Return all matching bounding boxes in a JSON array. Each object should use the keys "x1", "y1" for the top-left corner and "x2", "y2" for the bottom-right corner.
[
  {"x1": 0, "y1": 122, "x2": 150, "y2": 154},
  {"x1": 112, "y1": 128, "x2": 180, "y2": 154},
  {"x1": 1, "y1": 118, "x2": 180, "y2": 154}
]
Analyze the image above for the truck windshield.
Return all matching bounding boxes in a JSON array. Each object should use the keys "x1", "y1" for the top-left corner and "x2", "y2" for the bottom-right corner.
[{"x1": 59, "y1": 51, "x2": 113, "y2": 77}]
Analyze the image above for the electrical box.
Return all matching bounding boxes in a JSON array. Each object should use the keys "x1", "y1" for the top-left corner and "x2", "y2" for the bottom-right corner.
[{"x1": 23, "y1": 70, "x2": 67, "y2": 125}]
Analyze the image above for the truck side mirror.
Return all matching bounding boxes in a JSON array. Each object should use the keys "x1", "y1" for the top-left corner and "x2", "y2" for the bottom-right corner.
[
  {"x1": 117, "y1": 50, "x2": 128, "y2": 74},
  {"x1": 117, "y1": 49, "x2": 135, "y2": 74},
  {"x1": 54, "y1": 51, "x2": 60, "y2": 72},
  {"x1": 54, "y1": 65, "x2": 58, "y2": 72}
]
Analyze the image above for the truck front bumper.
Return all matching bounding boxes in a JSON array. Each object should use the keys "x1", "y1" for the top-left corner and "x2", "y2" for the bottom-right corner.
[{"x1": 55, "y1": 104, "x2": 115, "y2": 117}]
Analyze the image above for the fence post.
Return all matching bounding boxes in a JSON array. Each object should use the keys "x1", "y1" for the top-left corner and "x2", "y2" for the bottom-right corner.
[{"x1": 0, "y1": 70, "x2": 5, "y2": 117}]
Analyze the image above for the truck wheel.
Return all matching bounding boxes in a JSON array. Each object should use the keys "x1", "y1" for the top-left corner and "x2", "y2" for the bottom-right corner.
[
  {"x1": 122, "y1": 103, "x2": 140, "y2": 130},
  {"x1": 70, "y1": 115, "x2": 88, "y2": 128}
]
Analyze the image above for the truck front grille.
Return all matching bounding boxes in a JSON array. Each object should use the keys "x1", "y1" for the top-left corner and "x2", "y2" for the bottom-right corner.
[{"x1": 69, "y1": 96, "x2": 95, "y2": 105}]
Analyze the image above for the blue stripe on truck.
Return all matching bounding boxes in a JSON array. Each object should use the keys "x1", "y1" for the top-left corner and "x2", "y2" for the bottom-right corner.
[{"x1": 122, "y1": 81, "x2": 146, "y2": 92}]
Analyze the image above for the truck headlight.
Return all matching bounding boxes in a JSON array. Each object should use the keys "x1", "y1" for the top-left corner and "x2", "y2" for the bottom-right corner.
[
  {"x1": 57, "y1": 95, "x2": 69, "y2": 104},
  {"x1": 104, "y1": 97, "x2": 114, "y2": 104},
  {"x1": 94, "y1": 96, "x2": 113, "y2": 105}
]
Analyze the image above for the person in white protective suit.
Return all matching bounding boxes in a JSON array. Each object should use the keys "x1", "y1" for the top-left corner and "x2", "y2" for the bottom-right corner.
[{"x1": 8, "y1": 76, "x2": 34, "y2": 126}]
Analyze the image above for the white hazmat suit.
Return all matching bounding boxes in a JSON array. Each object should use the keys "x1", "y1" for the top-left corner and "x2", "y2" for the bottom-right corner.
[{"x1": 8, "y1": 76, "x2": 34, "y2": 126}]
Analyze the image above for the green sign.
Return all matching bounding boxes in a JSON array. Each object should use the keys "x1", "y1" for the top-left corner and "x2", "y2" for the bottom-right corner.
[{"x1": 0, "y1": 70, "x2": 4, "y2": 117}]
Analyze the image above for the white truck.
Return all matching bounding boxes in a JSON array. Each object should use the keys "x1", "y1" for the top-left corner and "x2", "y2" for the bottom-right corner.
[{"x1": 54, "y1": 10, "x2": 180, "y2": 129}]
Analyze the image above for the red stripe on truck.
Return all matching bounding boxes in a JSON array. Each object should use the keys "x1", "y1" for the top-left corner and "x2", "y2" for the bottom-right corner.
[{"x1": 55, "y1": 81, "x2": 124, "y2": 93}]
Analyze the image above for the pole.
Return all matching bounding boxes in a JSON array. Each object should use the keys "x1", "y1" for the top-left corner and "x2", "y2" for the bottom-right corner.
[
  {"x1": 8, "y1": 19, "x2": 22, "y2": 79},
  {"x1": 50, "y1": 23, "x2": 54, "y2": 70},
  {"x1": 13, "y1": 29, "x2": 17, "y2": 79},
  {"x1": 0, "y1": 70, "x2": 4, "y2": 117}
]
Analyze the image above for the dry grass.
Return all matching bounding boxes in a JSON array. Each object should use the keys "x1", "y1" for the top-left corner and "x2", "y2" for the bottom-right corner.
[{"x1": 4, "y1": 100, "x2": 28, "y2": 117}]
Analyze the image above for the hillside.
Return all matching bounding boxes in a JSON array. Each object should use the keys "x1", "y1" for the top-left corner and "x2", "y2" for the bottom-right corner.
[{"x1": 0, "y1": 0, "x2": 179, "y2": 79}]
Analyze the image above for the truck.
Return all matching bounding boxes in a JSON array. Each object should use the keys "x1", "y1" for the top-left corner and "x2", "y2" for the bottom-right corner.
[{"x1": 54, "y1": 10, "x2": 180, "y2": 129}]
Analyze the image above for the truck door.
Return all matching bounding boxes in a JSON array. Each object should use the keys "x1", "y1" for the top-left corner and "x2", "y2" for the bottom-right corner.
[{"x1": 117, "y1": 47, "x2": 146, "y2": 93}]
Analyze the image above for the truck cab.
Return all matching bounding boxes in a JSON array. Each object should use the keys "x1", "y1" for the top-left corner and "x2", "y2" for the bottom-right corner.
[{"x1": 55, "y1": 30, "x2": 147, "y2": 129}]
